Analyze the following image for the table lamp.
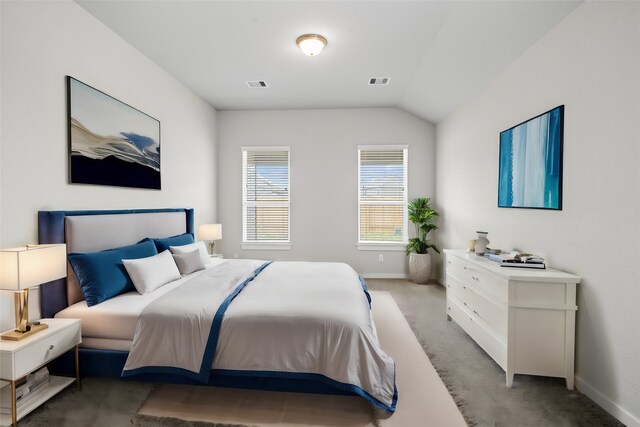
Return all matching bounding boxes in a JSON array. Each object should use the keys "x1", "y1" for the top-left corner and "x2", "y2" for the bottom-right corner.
[
  {"x1": 198, "y1": 224, "x2": 222, "y2": 256},
  {"x1": 0, "y1": 244, "x2": 67, "y2": 340}
]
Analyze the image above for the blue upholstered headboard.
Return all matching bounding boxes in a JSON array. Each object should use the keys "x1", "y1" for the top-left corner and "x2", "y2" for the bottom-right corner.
[{"x1": 38, "y1": 208, "x2": 194, "y2": 318}]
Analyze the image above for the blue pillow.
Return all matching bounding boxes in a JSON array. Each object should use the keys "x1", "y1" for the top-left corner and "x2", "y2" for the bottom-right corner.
[
  {"x1": 68, "y1": 240, "x2": 158, "y2": 307},
  {"x1": 147, "y1": 233, "x2": 194, "y2": 252}
]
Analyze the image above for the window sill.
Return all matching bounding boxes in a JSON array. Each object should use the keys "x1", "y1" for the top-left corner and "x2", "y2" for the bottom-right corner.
[
  {"x1": 241, "y1": 242, "x2": 291, "y2": 250},
  {"x1": 357, "y1": 243, "x2": 406, "y2": 251}
]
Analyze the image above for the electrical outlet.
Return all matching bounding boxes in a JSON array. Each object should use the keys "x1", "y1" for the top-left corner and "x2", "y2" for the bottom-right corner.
[{"x1": 378, "y1": 254, "x2": 384, "y2": 262}]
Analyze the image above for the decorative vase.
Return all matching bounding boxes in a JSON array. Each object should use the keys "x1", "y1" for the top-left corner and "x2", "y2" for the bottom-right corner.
[
  {"x1": 409, "y1": 252, "x2": 432, "y2": 284},
  {"x1": 475, "y1": 231, "x2": 489, "y2": 255}
]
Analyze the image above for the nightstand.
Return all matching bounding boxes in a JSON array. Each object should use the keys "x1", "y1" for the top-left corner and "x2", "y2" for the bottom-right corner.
[{"x1": 0, "y1": 318, "x2": 81, "y2": 426}]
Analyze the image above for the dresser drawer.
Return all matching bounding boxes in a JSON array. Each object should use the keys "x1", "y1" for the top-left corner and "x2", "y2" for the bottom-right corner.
[
  {"x1": 448, "y1": 274, "x2": 507, "y2": 336},
  {"x1": 445, "y1": 273, "x2": 465, "y2": 301},
  {"x1": 448, "y1": 295, "x2": 507, "y2": 370},
  {"x1": 446, "y1": 295, "x2": 469, "y2": 331},
  {"x1": 465, "y1": 305, "x2": 507, "y2": 370},
  {"x1": 13, "y1": 325, "x2": 81, "y2": 379},
  {"x1": 446, "y1": 255, "x2": 508, "y2": 304},
  {"x1": 465, "y1": 286, "x2": 507, "y2": 337}
]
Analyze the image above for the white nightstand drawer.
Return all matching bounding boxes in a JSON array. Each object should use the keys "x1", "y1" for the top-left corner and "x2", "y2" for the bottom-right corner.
[
  {"x1": 0, "y1": 318, "x2": 81, "y2": 425},
  {"x1": 0, "y1": 319, "x2": 82, "y2": 380},
  {"x1": 8, "y1": 323, "x2": 81, "y2": 380}
]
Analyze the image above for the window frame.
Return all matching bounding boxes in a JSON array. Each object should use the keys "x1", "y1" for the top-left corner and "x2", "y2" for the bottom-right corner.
[
  {"x1": 357, "y1": 145, "x2": 408, "y2": 250},
  {"x1": 241, "y1": 146, "x2": 291, "y2": 250}
]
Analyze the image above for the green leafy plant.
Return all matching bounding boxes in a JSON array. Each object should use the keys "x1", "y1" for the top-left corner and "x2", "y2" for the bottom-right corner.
[{"x1": 406, "y1": 197, "x2": 440, "y2": 255}]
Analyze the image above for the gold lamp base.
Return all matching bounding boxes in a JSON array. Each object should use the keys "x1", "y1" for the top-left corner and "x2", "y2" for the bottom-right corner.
[
  {"x1": 0, "y1": 288, "x2": 48, "y2": 340},
  {"x1": 1, "y1": 323, "x2": 48, "y2": 341}
]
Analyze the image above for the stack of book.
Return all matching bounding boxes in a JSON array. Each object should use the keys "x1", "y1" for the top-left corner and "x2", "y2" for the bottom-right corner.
[
  {"x1": 483, "y1": 248, "x2": 502, "y2": 256},
  {"x1": 0, "y1": 367, "x2": 49, "y2": 414},
  {"x1": 487, "y1": 252, "x2": 546, "y2": 269}
]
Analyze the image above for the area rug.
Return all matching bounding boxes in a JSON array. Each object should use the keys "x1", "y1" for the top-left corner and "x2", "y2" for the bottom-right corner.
[{"x1": 137, "y1": 291, "x2": 466, "y2": 427}]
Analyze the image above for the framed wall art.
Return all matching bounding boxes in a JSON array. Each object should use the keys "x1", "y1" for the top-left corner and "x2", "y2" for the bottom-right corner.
[
  {"x1": 67, "y1": 76, "x2": 161, "y2": 190},
  {"x1": 498, "y1": 105, "x2": 564, "y2": 210}
]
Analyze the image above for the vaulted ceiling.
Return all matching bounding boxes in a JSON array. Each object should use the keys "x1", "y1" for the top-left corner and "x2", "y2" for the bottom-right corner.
[{"x1": 77, "y1": 1, "x2": 581, "y2": 123}]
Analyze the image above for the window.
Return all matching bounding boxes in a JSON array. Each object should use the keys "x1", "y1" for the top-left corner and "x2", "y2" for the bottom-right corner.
[
  {"x1": 242, "y1": 147, "x2": 290, "y2": 249},
  {"x1": 358, "y1": 145, "x2": 408, "y2": 248}
]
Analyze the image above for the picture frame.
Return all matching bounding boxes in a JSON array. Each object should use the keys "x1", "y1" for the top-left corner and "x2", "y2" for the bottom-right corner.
[
  {"x1": 498, "y1": 105, "x2": 564, "y2": 210},
  {"x1": 67, "y1": 76, "x2": 161, "y2": 190}
]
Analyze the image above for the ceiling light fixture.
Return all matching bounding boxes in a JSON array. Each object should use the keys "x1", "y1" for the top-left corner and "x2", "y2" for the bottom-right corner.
[{"x1": 296, "y1": 34, "x2": 327, "y2": 57}]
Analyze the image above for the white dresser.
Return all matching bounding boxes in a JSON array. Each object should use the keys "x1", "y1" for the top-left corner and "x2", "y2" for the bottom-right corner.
[{"x1": 444, "y1": 249, "x2": 580, "y2": 389}]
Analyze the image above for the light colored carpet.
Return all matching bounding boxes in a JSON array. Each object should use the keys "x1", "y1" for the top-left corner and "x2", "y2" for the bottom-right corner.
[
  {"x1": 366, "y1": 280, "x2": 625, "y2": 427},
  {"x1": 137, "y1": 291, "x2": 466, "y2": 427},
  {"x1": 17, "y1": 280, "x2": 622, "y2": 426}
]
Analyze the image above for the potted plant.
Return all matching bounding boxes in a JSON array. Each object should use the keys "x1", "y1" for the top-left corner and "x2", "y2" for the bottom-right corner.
[{"x1": 406, "y1": 197, "x2": 440, "y2": 284}]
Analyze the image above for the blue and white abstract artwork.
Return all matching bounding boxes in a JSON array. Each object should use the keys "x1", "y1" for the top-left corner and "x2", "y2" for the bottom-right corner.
[
  {"x1": 68, "y1": 76, "x2": 161, "y2": 189},
  {"x1": 498, "y1": 106, "x2": 564, "y2": 210}
]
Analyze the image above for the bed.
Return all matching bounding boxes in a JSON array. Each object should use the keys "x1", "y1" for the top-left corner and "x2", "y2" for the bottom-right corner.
[{"x1": 38, "y1": 208, "x2": 397, "y2": 412}]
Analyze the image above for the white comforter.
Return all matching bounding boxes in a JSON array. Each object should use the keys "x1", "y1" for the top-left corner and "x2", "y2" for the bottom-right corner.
[{"x1": 122, "y1": 259, "x2": 397, "y2": 411}]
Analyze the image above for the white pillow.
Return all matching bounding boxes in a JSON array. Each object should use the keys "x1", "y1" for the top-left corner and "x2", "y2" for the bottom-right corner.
[
  {"x1": 170, "y1": 241, "x2": 209, "y2": 265},
  {"x1": 172, "y1": 249, "x2": 206, "y2": 275},
  {"x1": 123, "y1": 250, "x2": 181, "y2": 294}
]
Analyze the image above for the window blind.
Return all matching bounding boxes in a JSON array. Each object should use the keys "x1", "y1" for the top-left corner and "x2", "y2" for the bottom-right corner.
[
  {"x1": 358, "y1": 147, "x2": 408, "y2": 243},
  {"x1": 242, "y1": 148, "x2": 290, "y2": 242}
]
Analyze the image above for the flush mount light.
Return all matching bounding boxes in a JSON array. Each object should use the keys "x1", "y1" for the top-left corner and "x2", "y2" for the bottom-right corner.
[{"x1": 296, "y1": 34, "x2": 327, "y2": 56}]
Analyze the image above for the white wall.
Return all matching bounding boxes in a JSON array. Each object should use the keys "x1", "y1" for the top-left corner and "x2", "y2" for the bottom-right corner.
[
  {"x1": 218, "y1": 108, "x2": 435, "y2": 277},
  {"x1": 0, "y1": 1, "x2": 218, "y2": 328},
  {"x1": 0, "y1": 0, "x2": 3, "y2": 248},
  {"x1": 435, "y1": 2, "x2": 640, "y2": 425}
]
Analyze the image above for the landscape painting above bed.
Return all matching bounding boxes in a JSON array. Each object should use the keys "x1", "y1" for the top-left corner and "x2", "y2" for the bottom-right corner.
[
  {"x1": 498, "y1": 105, "x2": 564, "y2": 210},
  {"x1": 67, "y1": 76, "x2": 161, "y2": 190}
]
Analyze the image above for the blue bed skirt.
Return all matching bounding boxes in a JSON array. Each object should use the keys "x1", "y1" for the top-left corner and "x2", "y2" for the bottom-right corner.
[{"x1": 51, "y1": 348, "x2": 354, "y2": 397}]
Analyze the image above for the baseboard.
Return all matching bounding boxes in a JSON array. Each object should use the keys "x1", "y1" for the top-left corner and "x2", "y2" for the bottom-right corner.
[
  {"x1": 575, "y1": 375, "x2": 640, "y2": 427},
  {"x1": 361, "y1": 273, "x2": 409, "y2": 279}
]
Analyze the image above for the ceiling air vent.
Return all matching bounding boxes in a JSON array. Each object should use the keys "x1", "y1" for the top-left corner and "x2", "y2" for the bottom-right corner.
[
  {"x1": 246, "y1": 80, "x2": 268, "y2": 88},
  {"x1": 369, "y1": 77, "x2": 390, "y2": 86}
]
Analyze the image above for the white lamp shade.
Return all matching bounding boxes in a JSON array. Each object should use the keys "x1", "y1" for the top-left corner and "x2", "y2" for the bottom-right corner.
[
  {"x1": 199, "y1": 224, "x2": 222, "y2": 241},
  {"x1": 0, "y1": 244, "x2": 67, "y2": 291}
]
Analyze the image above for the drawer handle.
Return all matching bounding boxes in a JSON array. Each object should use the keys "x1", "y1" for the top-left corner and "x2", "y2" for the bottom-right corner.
[
  {"x1": 463, "y1": 302, "x2": 467, "y2": 306},
  {"x1": 48, "y1": 345, "x2": 54, "y2": 351},
  {"x1": 473, "y1": 309, "x2": 479, "y2": 315},
  {"x1": 447, "y1": 306, "x2": 451, "y2": 311},
  {"x1": 463, "y1": 286, "x2": 467, "y2": 290},
  {"x1": 447, "y1": 261, "x2": 451, "y2": 264},
  {"x1": 472, "y1": 276, "x2": 479, "y2": 281}
]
